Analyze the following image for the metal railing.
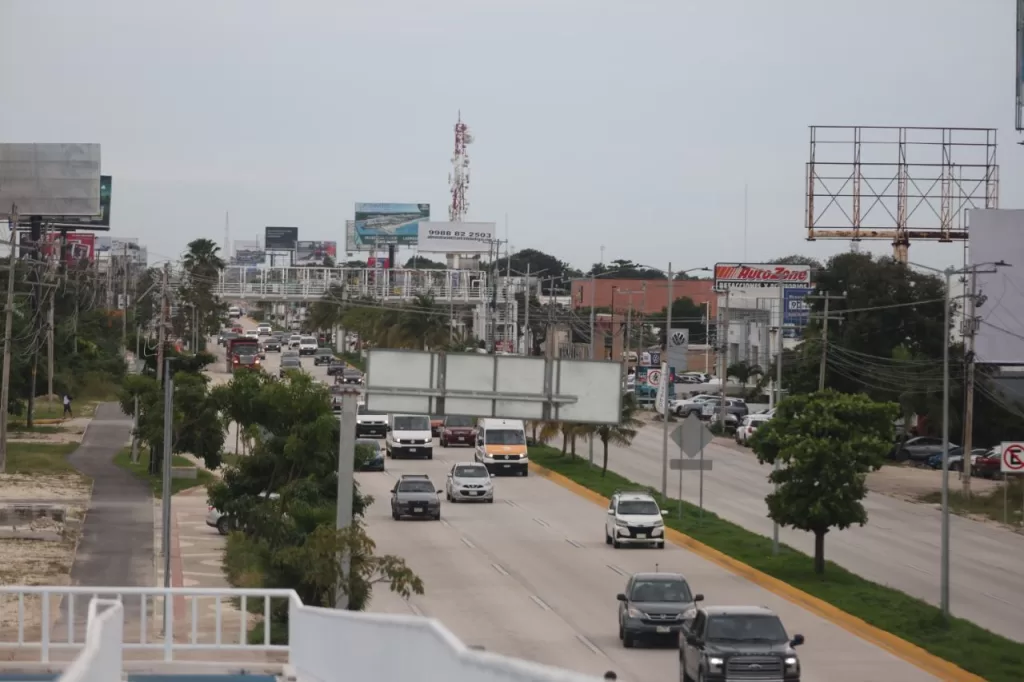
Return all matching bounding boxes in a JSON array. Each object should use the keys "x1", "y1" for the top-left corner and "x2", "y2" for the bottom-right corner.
[{"x1": 1, "y1": 585, "x2": 603, "y2": 681}]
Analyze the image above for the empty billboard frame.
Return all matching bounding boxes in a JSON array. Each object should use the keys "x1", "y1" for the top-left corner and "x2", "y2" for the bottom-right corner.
[
  {"x1": 363, "y1": 349, "x2": 623, "y2": 424},
  {"x1": 0, "y1": 143, "x2": 101, "y2": 217},
  {"x1": 970, "y1": 209, "x2": 1024, "y2": 365}
]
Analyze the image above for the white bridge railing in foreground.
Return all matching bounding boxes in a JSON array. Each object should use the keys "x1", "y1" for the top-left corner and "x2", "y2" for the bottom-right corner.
[{"x1": 0, "y1": 586, "x2": 603, "y2": 682}]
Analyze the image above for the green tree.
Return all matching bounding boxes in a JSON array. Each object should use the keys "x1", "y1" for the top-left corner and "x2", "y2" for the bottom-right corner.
[
  {"x1": 495, "y1": 248, "x2": 581, "y2": 294},
  {"x1": 727, "y1": 361, "x2": 763, "y2": 385},
  {"x1": 749, "y1": 390, "x2": 898, "y2": 574},
  {"x1": 404, "y1": 256, "x2": 446, "y2": 269},
  {"x1": 597, "y1": 393, "x2": 643, "y2": 475},
  {"x1": 649, "y1": 296, "x2": 708, "y2": 345},
  {"x1": 179, "y1": 238, "x2": 227, "y2": 349}
]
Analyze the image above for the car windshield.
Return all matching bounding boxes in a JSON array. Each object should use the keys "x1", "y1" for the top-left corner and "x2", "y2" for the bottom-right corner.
[
  {"x1": 454, "y1": 466, "x2": 488, "y2": 478},
  {"x1": 618, "y1": 500, "x2": 660, "y2": 515},
  {"x1": 394, "y1": 416, "x2": 429, "y2": 431},
  {"x1": 358, "y1": 405, "x2": 385, "y2": 416},
  {"x1": 301, "y1": 337, "x2": 316, "y2": 344},
  {"x1": 630, "y1": 579, "x2": 692, "y2": 603},
  {"x1": 282, "y1": 358, "x2": 300, "y2": 366},
  {"x1": 398, "y1": 480, "x2": 434, "y2": 493},
  {"x1": 485, "y1": 429, "x2": 525, "y2": 445},
  {"x1": 446, "y1": 416, "x2": 475, "y2": 427},
  {"x1": 316, "y1": 348, "x2": 332, "y2": 355},
  {"x1": 706, "y1": 615, "x2": 788, "y2": 642}
]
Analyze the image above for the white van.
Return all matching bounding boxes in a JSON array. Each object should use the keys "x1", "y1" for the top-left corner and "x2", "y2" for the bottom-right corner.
[
  {"x1": 228, "y1": 306, "x2": 241, "y2": 319},
  {"x1": 474, "y1": 418, "x2": 528, "y2": 476},
  {"x1": 386, "y1": 414, "x2": 433, "y2": 460}
]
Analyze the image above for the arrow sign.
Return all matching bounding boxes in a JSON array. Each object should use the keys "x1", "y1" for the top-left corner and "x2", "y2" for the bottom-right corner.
[
  {"x1": 1001, "y1": 442, "x2": 1024, "y2": 473},
  {"x1": 671, "y1": 414, "x2": 714, "y2": 458}
]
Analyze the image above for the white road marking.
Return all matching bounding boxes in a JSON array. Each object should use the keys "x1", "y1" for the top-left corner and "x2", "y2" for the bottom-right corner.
[
  {"x1": 530, "y1": 595, "x2": 551, "y2": 611},
  {"x1": 565, "y1": 539, "x2": 584, "y2": 548},
  {"x1": 575, "y1": 634, "x2": 602, "y2": 655},
  {"x1": 461, "y1": 537, "x2": 476, "y2": 549},
  {"x1": 606, "y1": 564, "x2": 627, "y2": 576},
  {"x1": 533, "y1": 517, "x2": 550, "y2": 527},
  {"x1": 491, "y1": 563, "x2": 509, "y2": 576}
]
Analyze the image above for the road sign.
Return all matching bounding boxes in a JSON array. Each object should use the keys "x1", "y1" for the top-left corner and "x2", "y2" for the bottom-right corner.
[
  {"x1": 671, "y1": 414, "x2": 714, "y2": 458},
  {"x1": 648, "y1": 369, "x2": 662, "y2": 388},
  {"x1": 1001, "y1": 442, "x2": 1024, "y2": 473},
  {"x1": 670, "y1": 459, "x2": 713, "y2": 471}
]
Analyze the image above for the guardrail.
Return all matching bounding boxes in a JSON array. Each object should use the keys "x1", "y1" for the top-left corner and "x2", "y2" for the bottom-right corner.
[
  {"x1": 1, "y1": 586, "x2": 603, "y2": 681},
  {"x1": 214, "y1": 281, "x2": 499, "y2": 303}
]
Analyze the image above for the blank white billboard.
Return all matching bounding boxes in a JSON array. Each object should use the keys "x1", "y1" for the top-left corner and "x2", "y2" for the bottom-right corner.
[
  {"x1": 0, "y1": 144, "x2": 101, "y2": 216},
  {"x1": 970, "y1": 209, "x2": 1024, "y2": 364},
  {"x1": 417, "y1": 222, "x2": 495, "y2": 253}
]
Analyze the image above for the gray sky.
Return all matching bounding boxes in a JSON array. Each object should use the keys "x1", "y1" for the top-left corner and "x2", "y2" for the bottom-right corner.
[{"x1": 1, "y1": 0, "x2": 1019, "y2": 272}]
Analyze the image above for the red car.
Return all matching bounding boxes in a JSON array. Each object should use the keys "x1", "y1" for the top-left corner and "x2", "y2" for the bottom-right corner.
[
  {"x1": 973, "y1": 450, "x2": 1003, "y2": 479},
  {"x1": 439, "y1": 415, "x2": 476, "y2": 447}
]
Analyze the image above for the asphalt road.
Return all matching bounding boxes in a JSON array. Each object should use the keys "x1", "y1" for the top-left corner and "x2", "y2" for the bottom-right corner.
[
  {"x1": 243, "y1": 347, "x2": 939, "y2": 682},
  {"x1": 601, "y1": 423, "x2": 1024, "y2": 642}
]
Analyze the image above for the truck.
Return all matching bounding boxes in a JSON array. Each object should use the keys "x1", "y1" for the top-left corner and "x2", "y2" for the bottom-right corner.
[{"x1": 226, "y1": 337, "x2": 261, "y2": 373}]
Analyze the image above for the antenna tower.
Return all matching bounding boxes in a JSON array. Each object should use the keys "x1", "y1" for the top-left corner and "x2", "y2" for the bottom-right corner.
[{"x1": 449, "y1": 111, "x2": 473, "y2": 221}]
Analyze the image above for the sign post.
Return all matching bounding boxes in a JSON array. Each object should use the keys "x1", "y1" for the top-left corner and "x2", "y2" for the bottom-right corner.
[
  {"x1": 1000, "y1": 442, "x2": 1024, "y2": 525},
  {"x1": 669, "y1": 415, "x2": 714, "y2": 519}
]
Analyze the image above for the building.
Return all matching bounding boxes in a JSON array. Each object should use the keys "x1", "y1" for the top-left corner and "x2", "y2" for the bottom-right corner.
[{"x1": 570, "y1": 278, "x2": 717, "y2": 316}]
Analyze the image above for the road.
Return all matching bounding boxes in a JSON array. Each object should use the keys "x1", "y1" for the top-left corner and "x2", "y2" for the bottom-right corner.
[
  {"x1": 601, "y1": 422, "x2": 1024, "y2": 642},
  {"x1": 236, "y1": 346, "x2": 941, "y2": 682}
]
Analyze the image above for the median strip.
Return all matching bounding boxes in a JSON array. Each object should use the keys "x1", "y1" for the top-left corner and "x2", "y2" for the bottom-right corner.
[{"x1": 528, "y1": 444, "x2": 1019, "y2": 682}]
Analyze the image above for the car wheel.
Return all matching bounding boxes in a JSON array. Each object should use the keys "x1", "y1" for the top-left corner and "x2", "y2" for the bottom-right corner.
[
  {"x1": 605, "y1": 530, "x2": 612, "y2": 545},
  {"x1": 657, "y1": 541, "x2": 665, "y2": 549},
  {"x1": 895, "y1": 448, "x2": 910, "y2": 463},
  {"x1": 521, "y1": 469, "x2": 528, "y2": 477},
  {"x1": 622, "y1": 631, "x2": 635, "y2": 648},
  {"x1": 487, "y1": 498, "x2": 494, "y2": 503},
  {"x1": 440, "y1": 439, "x2": 447, "y2": 447},
  {"x1": 391, "y1": 510, "x2": 399, "y2": 520},
  {"x1": 434, "y1": 511, "x2": 441, "y2": 521},
  {"x1": 427, "y1": 453, "x2": 433, "y2": 460},
  {"x1": 216, "y1": 517, "x2": 231, "y2": 535},
  {"x1": 612, "y1": 536, "x2": 621, "y2": 549}
]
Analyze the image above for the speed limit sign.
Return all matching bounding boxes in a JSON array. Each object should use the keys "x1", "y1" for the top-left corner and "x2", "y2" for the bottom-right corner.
[{"x1": 648, "y1": 369, "x2": 662, "y2": 387}]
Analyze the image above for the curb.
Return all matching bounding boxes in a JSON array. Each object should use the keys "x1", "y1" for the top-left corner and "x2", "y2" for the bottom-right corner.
[{"x1": 527, "y1": 459, "x2": 987, "y2": 682}]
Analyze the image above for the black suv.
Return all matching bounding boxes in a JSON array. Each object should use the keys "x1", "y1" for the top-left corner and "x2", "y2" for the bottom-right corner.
[
  {"x1": 617, "y1": 572, "x2": 703, "y2": 648},
  {"x1": 390, "y1": 474, "x2": 442, "y2": 520},
  {"x1": 680, "y1": 606, "x2": 804, "y2": 682}
]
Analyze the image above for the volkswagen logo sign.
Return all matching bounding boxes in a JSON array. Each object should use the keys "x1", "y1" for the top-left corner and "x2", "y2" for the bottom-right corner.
[{"x1": 670, "y1": 331, "x2": 687, "y2": 347}]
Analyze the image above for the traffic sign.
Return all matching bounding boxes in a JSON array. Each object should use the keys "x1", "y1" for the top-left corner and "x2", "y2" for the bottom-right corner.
[
  {"x1": 671, "y1": 414, "x2": 714, "y2": 458},
  {"x1": 1001, "y1": 442, "x2": 1024, "y2": 473},
  {"x1": 648, "y1": 369, "x2": 662, "y2": 388}
]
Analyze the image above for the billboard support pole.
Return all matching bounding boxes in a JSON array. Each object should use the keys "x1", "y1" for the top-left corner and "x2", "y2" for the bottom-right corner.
[
  {"x1": 773, "y1": 283, "x2": 783, "y2": 556},
  {"x1": 661, "y1": 263, "x2": 673, "y2": 498},
  {"x1": 0, "y1": 209, "x2": 18, "y2": 472}
]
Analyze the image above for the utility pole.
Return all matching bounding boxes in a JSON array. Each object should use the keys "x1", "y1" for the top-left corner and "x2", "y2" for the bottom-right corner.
[
  {"x1": 47, "y1": 295, "x2": 54, "y2": 402},
  {"x1": 26, "y1": 217, "x2": 43, "y2": 429},
  {"x1": 335, "y1": 386, "x2": 360, "y2": 609},
  {"x1": 772, "y1": 283, "x2": 784, "y2": 555},
  {"x1": 523, "y1": 264, "x2": 531, "y2": 355},
  {"x1": 718, "y1": 288, "x2": 730, "y2": 431},
  {"x1": 807, "y1": 292, "x2": 846, "y2": 391},
  {"x1": 0, "y1": 209, "x2": 19, "y2": 473},
  {"x1": 161, "y1": 358, "x2": 173, "y2": 590},
  {"x1": 504, "y1": 245, "x2": 512, "y2": 353},
  {"x1": 660, "y1": 263, "x2": 673, "y2": 497},
  {"x1": 156, "y1": 264, "x2": 169, "y2": 382},
  {"x1": 962, "y1": 269, "x2": 979, "y2": 498},
  {"x1": 122, "y1": 242, "x2": 129, "y2": 352}
]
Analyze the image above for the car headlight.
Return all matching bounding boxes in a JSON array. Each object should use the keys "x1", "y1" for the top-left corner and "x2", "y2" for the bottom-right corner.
[
  {"x1": 784, "y1": 656, "x2": 799, "y2": 669},
  {"x1": 615, "y1": 520, "x2": 629, "y2": 528},
  {"x1": 627, "y1": 607, "x2": 644, "y2": 618},
  {"x1": 653, "y1": 519, "x2": 664, "y2": 527},
  {"x1": 707, "y1": 657, "x2": 724, "y2": 672}
]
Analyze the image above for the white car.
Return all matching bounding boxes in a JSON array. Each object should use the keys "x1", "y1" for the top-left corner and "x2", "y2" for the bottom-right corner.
[
  {"x1": 298, "y1": 336, "x2": 319, "y2": 355},
  {"x1": 288, "y1": 334, "x2": 302, "y2": 349},
  {"x1": 445, "y1": 462, "x2": 494, "y2": 503},
  {"x1": 386, "y1": 414, "x2": 433, "y2": 460},
  {"x1": 257, "y1": 323, "x2": 272, "y2": 336},
  {"x1": 735, "y1": 414, "x2": 771, "y2": 445},
  {"x1": 668, "y1": 394, "x2": 717, "y2": 418},
  {"x1": 243, "y1": 329, "x2": 260, "y2": 340},
  {"x1": 605, "y1": 490, "x2": 667, "y2": 549}
]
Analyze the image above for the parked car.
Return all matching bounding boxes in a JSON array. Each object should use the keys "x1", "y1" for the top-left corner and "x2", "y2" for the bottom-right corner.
[
  {"x1": 669, "y1": 395, "x2": 717, "y2": 418},
  {"x1": 973, "y1": 449, "x2": 1004, "y2": 479},
  {"x1": 924, "y1": 446, "x2": 986, "y2": 471},
  {"x1": 890, "y1": 436, "x2": 955, "y2": 463},
  {"x1": 735, "y1": 414, "x2": 771, "y2": 445},
  {"x1": 698, "y1": 398, "x2": 748, "y2": 424}
]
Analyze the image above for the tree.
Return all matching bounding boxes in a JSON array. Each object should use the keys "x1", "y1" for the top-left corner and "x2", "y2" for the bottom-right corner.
[
  {"x1": 749, "y1": 391, "x2": 898, "y2": 574},
  {"x1": 210, "y1": 372, "x2": 423, "y2": 613},
  {"x1": 495, "y1": 249, "x2": 581, "y2": 294},
  {"x1": 770, "y1": 254, "x2": 823, "y2": 270},
  {"x1": 404, "y1": 256, "x2": 446, "y2": 269},
  {"x1": 727, "y1": 361, "x2": 763, "y2": 386},
  {"x1": 597, "y1": 393, "x2": 643, "y2": 475},
  {"x1": 649, "y1": 296, "x2": 708, "y2": 345},
  {"x1": 179, "y1": 238, "x2": 227, "y2": 350}
]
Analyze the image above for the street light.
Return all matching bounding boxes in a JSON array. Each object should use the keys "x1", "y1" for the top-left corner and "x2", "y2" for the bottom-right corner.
[{"x1": 908, "y1": 259, "x2": 1010, "y2": 620}]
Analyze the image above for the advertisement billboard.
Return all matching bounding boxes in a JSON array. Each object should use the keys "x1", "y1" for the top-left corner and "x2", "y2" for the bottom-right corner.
[
  {"x1": 714, "y1": 263, "x2": 812, "y2": 288},
  {"x1": 783, "y1": 287, "x2": 813, "y2": 339},
  {"x1": 37, "y1": 233, "x2": 95, "y2": 264},
  {"x1": 666, "y1": 328, "x2": 689, "y2": 375},
  {"x1": 295, "y1": 240, "x2": 337, "y2": 266},
  {"x1": 417, "y1": 221, "x2": 495, "y2": 253},
  {"x1": 233, "y1": 249, "x2": 266, "y2": 266},
  {"x1": 96, "y1": 236, "x2": 145, "y2": 265},
  {"x1": 265, "y1": 226, "x2": 298, "y2": 250},
  {"x1": 970, "y1": 209, "x2": 1024, "y2": 364},
  {"x1": 345, "y1": 220, "x2": 368, "y2": 252},
  {"x1": 1018, "y1": 0, "x2": 1023, "y2": 131},
  {"x1": 0, "y1": 143, "x2": 101, "y2": 217},
  {"x1": 21, "y1": 175, "x2": 112, "y2": 229},
  {"x1": 354, "y1": 203, "x2": 430, "y2": 247}
]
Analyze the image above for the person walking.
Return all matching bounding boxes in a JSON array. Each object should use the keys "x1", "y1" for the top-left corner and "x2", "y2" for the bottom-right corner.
[{"x1": 62, "y1": 393, "x2": 72, "y2": 418}]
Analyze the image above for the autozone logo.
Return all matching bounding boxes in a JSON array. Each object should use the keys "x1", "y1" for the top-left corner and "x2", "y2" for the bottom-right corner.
[{"x1": 715, "y1": 264, "x2": 811, "y2": 284}]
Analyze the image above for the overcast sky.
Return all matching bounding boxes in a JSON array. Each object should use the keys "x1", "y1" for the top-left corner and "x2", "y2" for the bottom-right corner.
[{"x1": 0, "y1": 0, "x2": 1019, "y2": 272}]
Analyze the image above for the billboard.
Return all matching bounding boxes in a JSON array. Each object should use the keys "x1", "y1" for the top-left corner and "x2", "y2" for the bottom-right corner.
[
  {"x1": 1018, "y1": 0, "x2": 1023, "y2": 131},
  {"x1": 714, "y1": 263, "x2": 812, "y2": 288},
  {"x1": 0, "y1": 143, "x2": 101, "y2": 217},
  {"x1": 295, "y1": 240, "x2": 337, "y2": 266},
  {"x1": 96, "y1": 236, "x2": 146, "y2": 265},
  {"x1": 354, "y1": 203, "x2": 430, "y2": 247},
  {"x1": 234, "y1": 249, "x2": 266, "y2": 266},
  {"x1": 37, "y1": 233, "x2": 95, "y2": 264},
  {"x1": 417, "y1": 222, "x2": 495, "y2": 253},
  {"x1": 783, "y1": 287, "x2": 813, "y2": 339},
  {"x1": 20, "y1": 175, "x2": 112, "y2": 229},
  {"x1": 265, "y1": 226, "x2": 298, "y2": 250},
  {"x1": 345, "y1": 220, "x2": 368, "y2": 252},
  {"x1": 666, "y1": 328, "x2": 689, "y2": 375},
  {"x1": 970, "y1": 209, "x2": 1024, "y2": 364}
]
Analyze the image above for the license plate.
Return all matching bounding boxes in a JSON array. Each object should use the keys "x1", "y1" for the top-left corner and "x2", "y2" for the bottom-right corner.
[
  {"x1": 656, "y1": 626, "x2": 670, "y2": 634},
  {"x1": 457, "y1": 436, "x2": 465, "y2": 441},
  {"x1": 469, "y1": 491, "x2": 480, "y2": 496},
  {"x1": 408, "y1": 448, "x2": 417, "y2": 453},
  {"x1": 503, "y1": 463, "x2": 511, "y2": 468},
  {"x1": 413, "y1": 507, "x2": 423, "y2": 513},
  {"x1": 637, "y1": 533, "x2": 646, "y2": 539}
]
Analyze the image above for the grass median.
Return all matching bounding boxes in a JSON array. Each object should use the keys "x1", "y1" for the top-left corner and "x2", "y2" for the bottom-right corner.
[
  {"x1": 5, "y1": 442, "x2": 80, "y2": 474},
  {"x1": 113, "y1": 447, "x2": 214, "y2": 498},
  {"x1": 528, "y1": 444, "x2": 1023, "y2": 682}
]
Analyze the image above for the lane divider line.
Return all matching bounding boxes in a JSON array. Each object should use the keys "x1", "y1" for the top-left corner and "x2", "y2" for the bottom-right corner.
[
  {"x1": 606, "y1": 564, "x2": 627, "y2": 576},
  {"x1": 504, "y1": 500, "x2": 518, "y2": 507},
  {"x1": 565, "y1": 539, "x2": 584, "y2": 548},
  {"x1": 461, "y1": 537, "x2": 476, "y2": 549},
  {"x1": 440, "y1": 519, "x2": 452, "y2": 529},
  {"x1": 408, "y1": 602, "x2": 424, "y2": 617},
  {"x1": 575, "y1": 634, "x2": 601, "y2": 655},
  {"x1": 533, "y1": 517, "x2": 550, "y2": 527},
  {"x1": 529, "y1": 460, "x2": 986, "y2": 682},
  {"x1": 530, "y1": 595, "x2": 551, "y2": 611},
  {"x1": 491, "y1": 563, "x2": 510, "y2": 577}
]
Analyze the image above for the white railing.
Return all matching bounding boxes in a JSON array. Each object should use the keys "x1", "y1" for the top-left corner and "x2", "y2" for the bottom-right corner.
[
  {"x1": 1, "y1": 586, "x2": 604, "y2": 681},
  {"x1": 58, "y1": 599, "x2": 123, "y2": 682}
]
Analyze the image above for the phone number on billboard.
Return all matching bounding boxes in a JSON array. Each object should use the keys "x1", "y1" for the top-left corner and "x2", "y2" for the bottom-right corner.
[{"x1": 427, "y1": 230, "x2": 491, "y2": 240}]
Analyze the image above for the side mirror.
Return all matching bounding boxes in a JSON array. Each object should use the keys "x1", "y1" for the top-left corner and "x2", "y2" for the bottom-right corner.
[
  {"x1": 616, "y1": 593, "x2": 627, "y2": 602},
  {"x1": 685, "y1": 634, "x2": 699, "y2": 647},
  {"x1": 660, "y1": 509, "x2": 668, "y2": 516},
  {"x1": 489, "y1": 473, "x2": 494, "y2": 478},
  {"x1": 436, "y1": 490, "x2": 443, "y2": 495},
  {"x1": 607, "y1": 508, "x2": 615, "y2": 515},
  {"x1": 790, "y1": 634, "x2": 805, "y2": 647},
  {"x1": 390, "y1": 486, "x2": 397, "y2": 494},
  {"x1": 693, "y1": 594, "x2": 704, "y2": 602}
]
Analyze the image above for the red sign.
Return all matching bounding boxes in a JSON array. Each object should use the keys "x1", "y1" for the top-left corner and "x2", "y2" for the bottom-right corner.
[
  {"x1": 367, "y1": 257, "x2": 390, "y2": 268},
  {"x1": 40, "y1": 233, "x2": 96, "y2": 264},
  {"x1": 714, "y1": 263, "x2": 811, "y2": 286},
  {"x1": 1001, "y1": 442, "x2": 1024, "y2": 473}
]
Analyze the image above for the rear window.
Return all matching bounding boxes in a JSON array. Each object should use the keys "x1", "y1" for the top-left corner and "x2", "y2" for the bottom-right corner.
[
  {"x1": 445, "y1": 415, "x2": 475, "y2": 427},
  {"x1": 301, "y1": 337, "x2": 317, "y2": 344}
]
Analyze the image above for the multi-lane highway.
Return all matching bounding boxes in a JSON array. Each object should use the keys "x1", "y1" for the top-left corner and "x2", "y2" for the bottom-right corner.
[
  {"x1": 235, "y1": 343, "x2": 942, "y2": 682},
  {"x1": 601, "y1": 423, "x2": 1024, "y2": 642}
]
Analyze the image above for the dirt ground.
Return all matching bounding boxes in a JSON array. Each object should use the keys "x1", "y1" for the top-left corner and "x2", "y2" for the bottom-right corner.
[
  {"x1": 0, "y1": 474, "x2": 91, "y2": 501},
  {"x1": 866, "y1": 465, "x2": 1000, "y2": 501},
  {"x1": 7, "y1": 417, "x2": 91, "y2": 445}
]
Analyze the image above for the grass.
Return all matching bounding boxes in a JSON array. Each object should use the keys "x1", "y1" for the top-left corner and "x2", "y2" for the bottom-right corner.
[
  {"x1": 221, "y1": 452, "x2": 241, "y2": 468},
  {"x1": 10, "y1": 398, "x2": 102, "y2": 424},
  {"x1": 340, "y1": 351, "x2": 365, "y2": 371},
  {"x1": 528, "y1": 444, "x2": 1024, "y2": 682},
  {"x1": 919, "y1": 479, "x2": 1024, "y2": 526},
  {"x1": 5, "y1": 442, "x2": 80, "y2": 474},
  {"x1": 112, "y1": 447, "x2": 214, "y2": 498},
  {"x1": 7, "y1": 424, "x2": 60, "y2": 434}
]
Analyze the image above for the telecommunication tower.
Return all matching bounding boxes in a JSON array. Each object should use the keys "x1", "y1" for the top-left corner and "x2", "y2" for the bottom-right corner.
[{"x1": 449, "y1": 112, "x2": 473, "y2": 222}]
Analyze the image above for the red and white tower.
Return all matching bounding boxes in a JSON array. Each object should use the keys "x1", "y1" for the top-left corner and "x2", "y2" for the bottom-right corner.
[{"x1": 449, "y1": 111, "x2": 473, "y2": 222}]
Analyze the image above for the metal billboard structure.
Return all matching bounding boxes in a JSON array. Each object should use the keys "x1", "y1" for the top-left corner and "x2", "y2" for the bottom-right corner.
[
  {"x1": 353, "y1": 203, "x2": 430, "y2": 247},
  {"x1": 417, "y1": 221, "x2": 495, "y2": 253},
  {"x1": 970, "y1": 209, "x2": 1024, "y2": 365},
  {"x1": 363, "y1": 349, "x2": 623, "y2": 424},
  {"x1": 805, "y1": 126, "x2": 999, "y2": 262},
  {"x1": 0, "y1": 143, "x2": 101, "y2": 217}
]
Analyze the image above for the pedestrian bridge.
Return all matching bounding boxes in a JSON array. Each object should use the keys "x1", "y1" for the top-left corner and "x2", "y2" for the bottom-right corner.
[
  {"x1": 0, "y1": 585, "x2": 600, "y2": 682},
  {"x1": 215, "y1": 266, "x2": 512, "y2": 303}
]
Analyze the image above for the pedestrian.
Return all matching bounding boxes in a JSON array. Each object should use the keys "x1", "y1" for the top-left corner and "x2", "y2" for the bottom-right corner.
[{"x1": 62, "y1": 393, "x2": 72, "y2": 418}]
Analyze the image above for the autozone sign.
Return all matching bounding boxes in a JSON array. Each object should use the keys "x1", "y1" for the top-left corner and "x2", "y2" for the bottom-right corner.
[{"x1": 714, "y1": 263, "x2": 812, "y2": 288}]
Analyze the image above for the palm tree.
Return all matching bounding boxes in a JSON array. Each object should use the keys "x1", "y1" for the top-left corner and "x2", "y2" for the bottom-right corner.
[
  {"x1": 727, "y1": 360, "x2": 763, "y2": 386},
  {"x1": 598, "y1": 393, "x2": 642, "y2": 476},
  {"x1": 182, "y1": 238, "x2": 225, "y2": 278},
  {"x1": 180, "y1": 239, "x2": 227, "y2": 346}
]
